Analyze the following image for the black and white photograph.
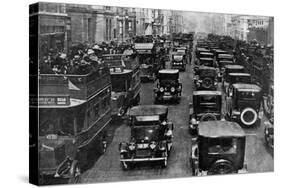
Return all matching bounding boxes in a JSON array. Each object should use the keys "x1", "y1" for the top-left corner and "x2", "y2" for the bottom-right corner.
[{"x1": 27, "y1": 1, "x2": 274, "y2": 186}]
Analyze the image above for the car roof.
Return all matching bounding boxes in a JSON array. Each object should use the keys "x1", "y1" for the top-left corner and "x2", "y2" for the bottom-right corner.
[
  {"x1": 229, "y1": 73, "x2": 251, "y2": 76},
  {"x1": 159, "y1": 69, "x2": 179, "y2": 74},
  {"x1": 198, "y1": 66, "x2": 216, "y2": 70},
  {"x1": 232, "y1": 83, "x2": 262, "y2": 92},
  {"x1": 129, "y1": 105, "x2": 168, "y2": 116},
  {"x1": 218, "y1": 54, "x2": 233, "y2": 58},
  {"x1": 199, "y1": 121, "x2": 245, "y2": 138},
  {"x1": 193, "y1": 90, "x2": 222, "y2": 96},
  {"x1": 200, "y1": 52, "x2": 213, "y2": 55},
  {"x1": 197, "y1": 48, "x2": 210, "y2": 51},
  {"x1": 225, "y1": 65, "x2": 244, "y2": 69},
  {"x1": 199, "y1": 57, "x2": 214, "y2": 61}
]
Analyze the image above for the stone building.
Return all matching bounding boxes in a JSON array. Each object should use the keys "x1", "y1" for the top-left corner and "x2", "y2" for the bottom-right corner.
[{"x1": 30, "y1": 2, "x2": 70, "y2": 57}]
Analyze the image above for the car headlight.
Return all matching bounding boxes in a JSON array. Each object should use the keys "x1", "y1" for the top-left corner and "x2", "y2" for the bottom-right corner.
[
  {"x1": 160, "y1": 87, "x2": 164, "y2": 92},
  {"x1": 150, "y1": 141, "x2": 157, "y2": 150},
  {"x1": 128, "y1": 143, "x2": 136, "y2": 150},
  {"x1": 162, "y1": 120, "x2": 167, "y2": 126},
  {"x1": 171, "y1": 87, "x2": 175, "y2": 92}
]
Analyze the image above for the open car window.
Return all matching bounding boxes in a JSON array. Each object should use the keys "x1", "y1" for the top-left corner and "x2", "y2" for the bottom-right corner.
[{"x1": 133, "y1": 115, "x2": 160, "y2": 126}]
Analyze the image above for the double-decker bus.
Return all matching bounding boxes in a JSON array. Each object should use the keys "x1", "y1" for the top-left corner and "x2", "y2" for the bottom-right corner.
[
  {"x1": 134, "y1": 37, "x2": 164, "y2": 82},
  {"x1": 30, "y1": 64, "x2": 111, "y2": 184},
  {"x1": 102, "y1": 53, "x2": 141, "y2": 119}
]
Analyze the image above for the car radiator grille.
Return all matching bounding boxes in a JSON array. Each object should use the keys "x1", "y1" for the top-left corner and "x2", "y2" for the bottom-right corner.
[{"x1": 135, "y1": 149, "x2": 151, "y2": 158}]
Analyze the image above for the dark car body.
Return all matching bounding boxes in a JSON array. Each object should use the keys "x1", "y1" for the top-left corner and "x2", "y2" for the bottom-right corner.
[
  {"x1": 190, "y1": 121, "x2": 247, "y2": 176},
  {"x1": 224, "y1": 73, "x2": 251, "y2": 94},
  {"x1": 171, "y1": 52, "x2": 187, "y2": 71},
  {"x1": 189, "y1": 91, "x2": 222, "y2": 134},
  {"x1": 198, "y1": 58, "x2": 215, "y2": 67},
  {"x1": 154, "y1": 69, "x2": 182, "y2": 103},
  {"x1": 222, "y1": 65, "x2": 246, "y2": 93},
  {"x1": 119, "y1": 105, "x2": 174, "y2": 169},
  {"x1": 226, "y1": 83, "x2": 262, "y2": 127},
  {"x1": 217, "y1": 54, "x2": 234, "y2": 70},
  {"x1": 194, "y1": 66, "x2": 218, "y2": 90}
]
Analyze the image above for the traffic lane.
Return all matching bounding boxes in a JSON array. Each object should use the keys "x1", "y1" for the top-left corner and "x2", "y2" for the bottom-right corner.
[
  {"x1": 81, "y1": 64, "x2": 194, "y2": 183},
  {"x1": 244, "y1": 115, "x2": 274, "y2": 173},
  {"x1": 219, "y1": 83, "x2": 274, "y2": 173}
]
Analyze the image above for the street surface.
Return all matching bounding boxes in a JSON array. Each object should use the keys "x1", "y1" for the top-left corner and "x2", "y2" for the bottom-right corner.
[{"x1": 81, "y1": 52, "x2": 273, "y2": 184}]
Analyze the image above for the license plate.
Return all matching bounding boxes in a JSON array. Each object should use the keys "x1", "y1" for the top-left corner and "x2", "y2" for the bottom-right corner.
[{"x1": 164, "y1": 92, "x2": 170, "y2": 95}]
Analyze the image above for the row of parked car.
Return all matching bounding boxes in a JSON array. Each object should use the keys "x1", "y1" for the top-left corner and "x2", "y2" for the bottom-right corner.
[{"x1": 189, "y1": 36, "x2": 273, "y2": 176}]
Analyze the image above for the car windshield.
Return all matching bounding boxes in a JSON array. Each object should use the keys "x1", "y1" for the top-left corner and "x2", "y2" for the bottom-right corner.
[
  {"x1": 197, "y1": 95, "x2": 220, "y2": 112},
  {"x1": 229, "y1": 76, "x2": 251, "y2": 84},
  {"x1": 133, "y1": 115, "x2": 160, "y2": 126},
  {"x1": 199, "y1": 69, "x2": 216, "y2": 77},
  {"x1": 208, "y1": 137, "x2": 237, "y2": 154},
  {"x1": 238, "y1": 91, "x2": 259, "y2": 101},
  {"x1": 173, "y1": 55, "x2": 183, "y2": 61},
  {"x1": 139, "y1": 55, "x2": 152, "y2": 65},
  {"x1": 131, "y1": 126, "x2": 161, "y2": 142},
  {"x1": 177, "y1": 49, "x2": 185, "y2": 53}
]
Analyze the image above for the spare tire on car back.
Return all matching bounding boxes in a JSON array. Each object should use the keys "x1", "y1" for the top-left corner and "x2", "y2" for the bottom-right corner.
[
  {"x1": 200, "y1": 113, "x2": 217, "y2": 122},
  {"x1": 202, "y1": 77, "x2": 213, "y2": 89},
  {"x1": 208, "y1": 159, "x2": 235, "y2": 175},
  {"x1": 240, "y1": 107, "x2": 258, "y2": 127}
]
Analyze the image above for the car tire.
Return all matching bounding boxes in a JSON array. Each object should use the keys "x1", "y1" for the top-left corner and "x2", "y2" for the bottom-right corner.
[
  {"x1": 208, "y1": 159, "x2": 235, "y2": 175},
  {"x1": 240, "y1": 107, "x2": 258, "y2": 127}
]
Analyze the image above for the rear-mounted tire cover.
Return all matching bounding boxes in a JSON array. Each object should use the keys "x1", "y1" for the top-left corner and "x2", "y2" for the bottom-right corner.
[
  {"x1": 202, "y1": 77, "x2": 213, "y2": 89},
  {"x1": 200, "y1": 113, "x2": 217, "y2": 122},
  {"x1": 240, "y1": 107, "x2": 258, "y2": 126}
]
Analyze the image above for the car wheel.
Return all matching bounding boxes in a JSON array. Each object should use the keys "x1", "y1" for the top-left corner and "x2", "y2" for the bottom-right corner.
[
  {"x1": 208, "y1": 159, "x2": 235, "y2": 175},
  {"x1": 240, "y1": 107, "x2": 258, "y2": 127}
]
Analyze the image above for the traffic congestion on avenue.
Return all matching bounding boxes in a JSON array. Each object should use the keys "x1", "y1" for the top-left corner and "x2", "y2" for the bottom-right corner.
[{"x1": 30, "y1": 3, "x2": 274, "y2": 185}]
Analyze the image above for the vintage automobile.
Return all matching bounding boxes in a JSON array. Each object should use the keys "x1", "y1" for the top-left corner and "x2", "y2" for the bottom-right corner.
[
  {"x1": 198, "y1": 57, "x2": 215, "y2": 67},
  {"x1": 195, "y1": 48, "x2": 211, "y2": 63},
  {"x1": 154, "y1": 69, "x2": 182, "y2": 103},
  {"x1": 135, "y1": 43, "x2": 163, "y2": 82},
  {"x1": 222, "y1": 65, "x2": 247, "y2": 93},
  {"x1": 217, "y1": 54, "x2": 234, "y2": 70},
  {"x1": 199, "y1": 52, "x2": 214, "y2": 59},
  {"x1": 190, "y1": 121, "x2": 247, "y2": 175},
  {"x1": 193, "y1": 66, "x2": 218, "y2": 90},
  {"x1": 189, "y1": 91, "x2": 222, "y2": 134},
  {"x1": 119, "y1": 105, "x2": 174, "y2": 169},
  {"x1": 171, "y1": 52, "x2": 187, "y2": 71},
  {"x1": 264, "y1": 121, "x2": 274, "y2": 150},
  {"x1": 226, "y1": 83, "x2": 262, "y2": 127},
  {"x1": 224, "y1": 72, "x2": 251, "y2": 94}
]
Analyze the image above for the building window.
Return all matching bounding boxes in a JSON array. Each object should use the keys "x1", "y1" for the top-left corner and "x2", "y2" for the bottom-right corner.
[
  {"x1": 88, "y1": 18, "x2": 91, "y2": 41},
  {"x1": 119, "y1": 21, "x2": 123, "y2": 35},
  {"x1": 128, "y1": 21, "x2": 132, "y2": 31}
]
